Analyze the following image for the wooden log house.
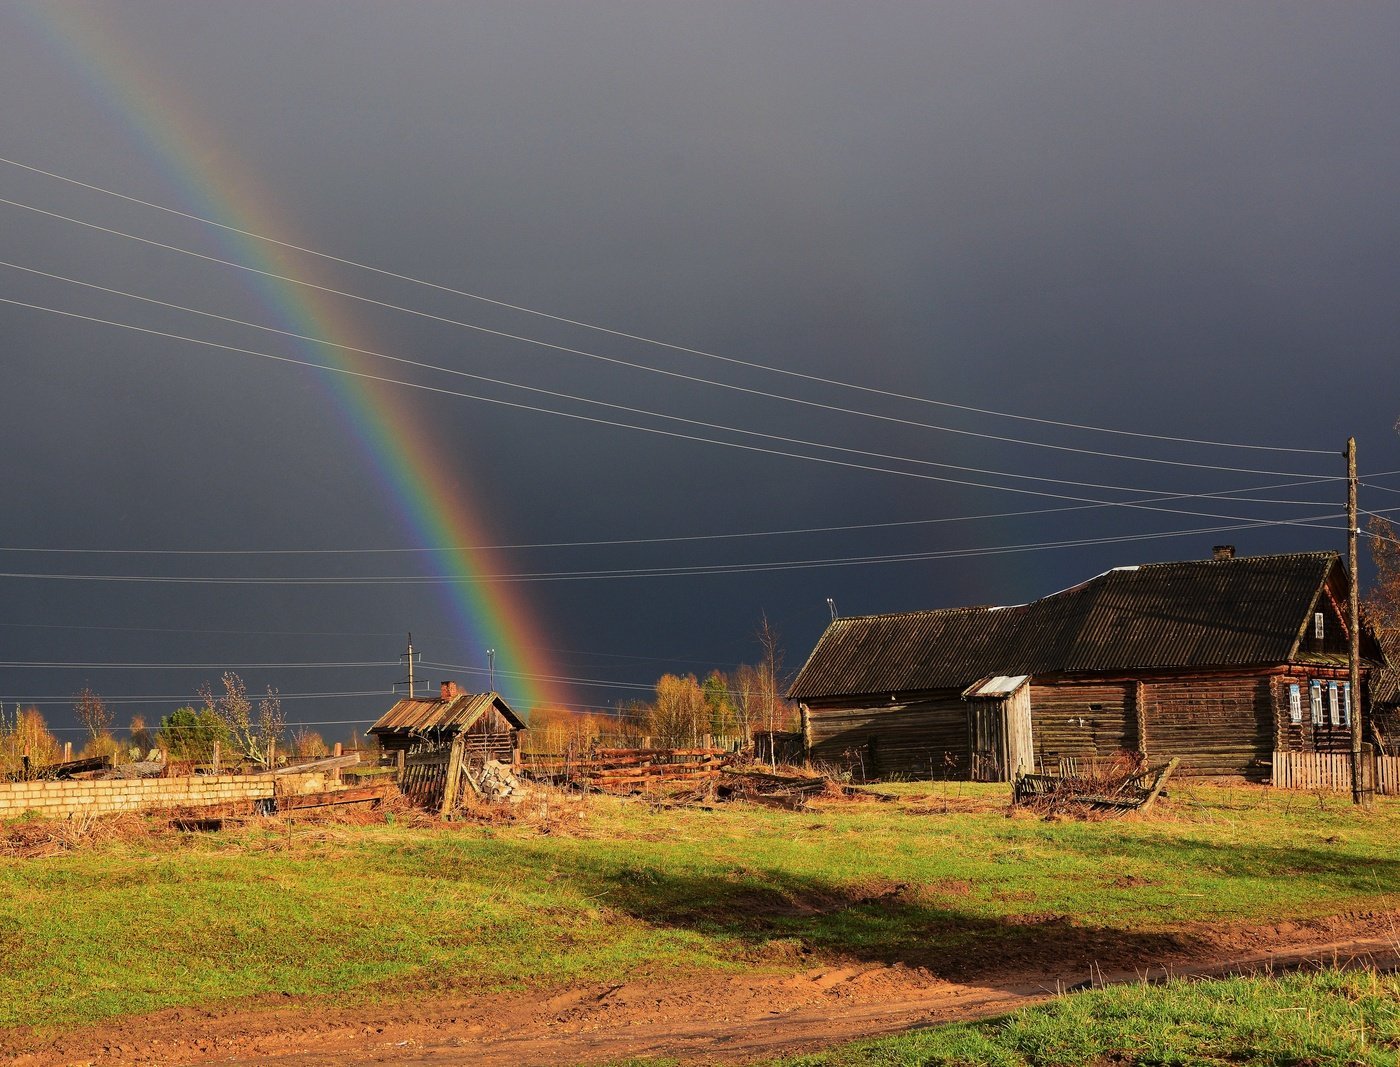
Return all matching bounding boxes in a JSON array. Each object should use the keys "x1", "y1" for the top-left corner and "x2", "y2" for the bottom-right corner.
[
  {"x1": 368, "y1": 681, "x2": 526, "y2": 767},
  {"x1": 788, "y1": 549, "x2": 1387, "y2": 782}
]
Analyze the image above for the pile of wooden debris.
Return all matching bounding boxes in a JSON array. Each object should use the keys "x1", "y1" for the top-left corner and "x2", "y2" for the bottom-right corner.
[{"x1": 1013, "y1": 756, "x2": 1178, "y2": 814}]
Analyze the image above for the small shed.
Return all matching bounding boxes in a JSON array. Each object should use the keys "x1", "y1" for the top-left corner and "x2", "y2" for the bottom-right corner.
[
  {"x1": 963, "y1": 675, "x2": 1033, "y2": 782},
  {"x1": 368, "y1": 681, "x2": 526, "y2": 767}
]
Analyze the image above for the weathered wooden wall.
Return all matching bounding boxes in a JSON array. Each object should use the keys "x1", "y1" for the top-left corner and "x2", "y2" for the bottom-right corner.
[
  {"x1": 1271, "y1": 669, "x2": 1355, "y2": 756},
  {"x1": 805, "y1": 692, "x2": 969, "y2": 779},
  {"x1": 462, "y1": 708, "x2": 518, "y2": 765},
  {"x1": 1027, "y1": 682, "x2": 1135, "y2": 768},
  {"x1": 1140, "y1": 674, "x2": 1273, "y2": 778}
]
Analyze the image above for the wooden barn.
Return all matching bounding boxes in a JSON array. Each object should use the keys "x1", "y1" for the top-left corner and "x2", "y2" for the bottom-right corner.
[
  {"x1": 788, "y1": 549, "x2": 1387, "y2": 782},
  {"x1": 368, "y1": 681, "x2": 526, "y2": 767}
]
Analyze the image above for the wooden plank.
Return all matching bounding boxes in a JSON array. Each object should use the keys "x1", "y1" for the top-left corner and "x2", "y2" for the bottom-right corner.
[
  {"x1": 276, "y1": 784, "x2": 395, "y2": 810},
  {"x1": 263, "y1": 753, "x2": 362, "y2": 776},
  {"x1": 1137, "y1": 757, "x2": 1179, "y2": 811},
  {"x1": 440, "y1": 734, "x2": 466, "y2": 817}
]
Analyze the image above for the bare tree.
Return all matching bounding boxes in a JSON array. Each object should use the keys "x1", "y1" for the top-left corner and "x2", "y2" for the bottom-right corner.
[
  {"x1": 259, "y1": 687, "x2": 285, "y2": 763},
  {"x1": 755, "y1": 614, "x2": 793, "y2": 765},
  {"x1": 73, "y1": 686, "x2": 113, "y2": 743},
  {"x1": 199, "y1": 672, "x2": 283, "y2": 767}
]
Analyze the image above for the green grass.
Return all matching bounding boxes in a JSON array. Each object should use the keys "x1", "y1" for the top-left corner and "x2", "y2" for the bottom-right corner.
[
  {"x1": 768, "y1": 968, "x2": 1400, "y2": 1066},
  {"x1": 3, "y1": 783, "x2": 1398, "y2": 1032}
]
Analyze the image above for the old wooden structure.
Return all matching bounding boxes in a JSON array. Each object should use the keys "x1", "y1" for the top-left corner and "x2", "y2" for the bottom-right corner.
[
  {"x1": 368, "y1": 681, "x2": 525, "y2": 765},
  {"x1": 789, "y1": 549, "x2": 1388, "y2": 782}
]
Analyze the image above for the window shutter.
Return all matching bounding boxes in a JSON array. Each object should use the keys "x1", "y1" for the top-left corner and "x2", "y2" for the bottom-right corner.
[
  {"x1": 1328, "y1": 682, "x2": 1340, "y2": 726},
  {"x1": 1343, "y1": 682, "x2": 1352, "y2": 727},
  {"x1": 1288, "y1": 683, "x2": 1302, "y2": 723},
  {"x1": 1309, "y1": 681, "x2": 1323, "y2": 724},
  {"x1": 1315, "y1": 612, "x2": 1325, "y2": 640}
]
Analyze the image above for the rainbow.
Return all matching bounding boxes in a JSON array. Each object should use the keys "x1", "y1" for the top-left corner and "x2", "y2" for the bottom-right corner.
[{"x1": 20, "y1": 7, "x2": 564, "y2": 714}]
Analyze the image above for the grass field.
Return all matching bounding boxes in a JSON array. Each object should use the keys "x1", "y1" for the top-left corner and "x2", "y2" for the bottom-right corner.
[
  {"x1": 4, "y1": 782, "x2": 1398, "y2": 1033},
  {"x1": 769, "y1": 968, "x2": 1400, "y2": 1067}
]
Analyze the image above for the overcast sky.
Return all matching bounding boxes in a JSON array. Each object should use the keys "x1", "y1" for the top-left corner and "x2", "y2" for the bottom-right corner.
[{"x1": 2, "y1": 1, "x2": 1397, "y2": 739}]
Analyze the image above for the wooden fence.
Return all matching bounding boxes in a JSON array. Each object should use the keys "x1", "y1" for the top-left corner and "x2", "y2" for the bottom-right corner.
[
  {"x1": 522, "y1": 747, "x2": 727, "y2": 792},
  {"x1": 1271, "y1": 750, "x2": 1400, "y2": 795}
]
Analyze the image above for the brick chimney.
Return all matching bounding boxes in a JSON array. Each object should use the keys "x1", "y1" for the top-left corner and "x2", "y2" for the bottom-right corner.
[
  {"x1": 1212, "y1": 545, "x2": 1235, "y2": 561},
  {"x1": 440, "y1": 680, "x2": 459, "y2": 702}
]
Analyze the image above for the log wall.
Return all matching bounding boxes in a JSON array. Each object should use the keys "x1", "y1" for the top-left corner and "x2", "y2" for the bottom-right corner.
[
  {"x1": 1027, "y1": 682, "x2": 1136, "y2": 768},
  {"x1": 805, "y1": 692, "x2": 969, "y2": 779},
  {"x1": 1141, "y1": 674, "x2": 1273, "y2": 778},
  {"x1": 1271, "y1": 669, "x2": 1355, "y2": 755}
]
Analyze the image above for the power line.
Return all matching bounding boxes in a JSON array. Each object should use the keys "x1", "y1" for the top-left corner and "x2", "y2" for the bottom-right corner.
[
  {"x1": 1, "y1": 689, "x2": 391, "y2": 706},
  {"x1": 0, "y1": 256, "x2": 1336, "y2": 480},
  {"x1": 0, "y1": 155, "x2": 1337, "y2": 456},
  {"x1": 0, "y1": 297, "x2": 1357, "y2": 534},
  {"x1": 0, "y1": 476, "x2": 1348, "y2": 556},
  {"x1": 0, "y1": 660, "x2": 394, "y2": 670},
  {"x1": 0, "y1": 269, "x2": 1337, "y2": 496},
  {"x1": 0, "y1": 512, "x2": 1348, "y2": 585},
  {"x1": 0, "y1": 620, "x2": 403, "y2": 637}
]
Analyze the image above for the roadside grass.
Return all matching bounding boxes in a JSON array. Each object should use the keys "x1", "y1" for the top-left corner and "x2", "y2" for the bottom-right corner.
[
  {"x1": 769, "y1": 967, "x2": 1400, "y2": 1066},
  {"x1": 3, "y1": 783, "x2": 1398, "y2": 1032}
]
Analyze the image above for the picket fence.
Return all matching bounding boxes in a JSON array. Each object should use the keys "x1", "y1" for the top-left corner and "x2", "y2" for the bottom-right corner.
[{"x1": 1271, "y1": 750, "x2": 1400, "y2": 795}]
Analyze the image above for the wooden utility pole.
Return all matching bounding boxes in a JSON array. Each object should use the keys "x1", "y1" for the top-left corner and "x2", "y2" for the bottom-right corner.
[{"x1": 1347, "y1": 437, "x2": 1366, "y2": 806}]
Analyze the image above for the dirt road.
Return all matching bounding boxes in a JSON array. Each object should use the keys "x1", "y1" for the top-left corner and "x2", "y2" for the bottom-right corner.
[{"x1": 10, "y1": 912, "x2": 1398, "y2": 1067}]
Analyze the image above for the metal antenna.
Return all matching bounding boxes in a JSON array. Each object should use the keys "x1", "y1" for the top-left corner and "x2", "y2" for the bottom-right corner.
[
  {"x1": 826, "y1": 597, "x2": 838, "y2": 621},
  {"x1": 486, "y1": 648, "x2": 496, "y2": 692},
  {"x1": 397, "y1": 633, "x2": 419, "y2": 698}
]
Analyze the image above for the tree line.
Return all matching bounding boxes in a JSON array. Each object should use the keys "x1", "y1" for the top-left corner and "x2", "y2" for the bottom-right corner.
[{"x1": 0, "y1": 671, "x2": 329, "y2": 776}]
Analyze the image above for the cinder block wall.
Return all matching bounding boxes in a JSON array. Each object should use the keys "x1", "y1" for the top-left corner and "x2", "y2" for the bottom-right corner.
[{"x1": 0, "y1": 774, "x2": 281, "y2": 820}]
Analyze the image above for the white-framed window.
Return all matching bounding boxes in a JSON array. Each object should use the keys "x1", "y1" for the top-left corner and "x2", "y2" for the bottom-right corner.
[
  {"x1": 1343, "y1": 682, "x2": 1352, "y2": 727},
  {"x1": 1310, "y1": 681, "x2": 1323, "y2": 724},
  {"x1": 1315, "y1": 612, "x2": 1325, "y2": 640},
  {"x1": 1328, "y1": 681, "x2": 1340, "y2": 725},
  {"x1": 1288, "y1": 683, "x2": 1302, "y2": 723}
]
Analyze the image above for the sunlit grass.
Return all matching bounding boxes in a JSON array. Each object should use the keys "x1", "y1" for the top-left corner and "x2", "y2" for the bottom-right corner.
[
  {"x1": 772, "y1": 967, "x2": 1400, "y2": 1066},
  {"x1": 3, "y1": 783, "x2": 1397, "y2": 1031}
]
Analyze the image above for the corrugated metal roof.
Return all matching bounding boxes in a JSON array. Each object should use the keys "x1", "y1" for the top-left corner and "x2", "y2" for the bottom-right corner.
[
  {"x1": 789, "y1": 552, "x2": 1369, "y2": 700},
  {"x1": 367, "y1": 690, "x2": 526, "y2": 736},
  {"x1": 964, "y1": 675, "x2": 1030, "y2": 698}
]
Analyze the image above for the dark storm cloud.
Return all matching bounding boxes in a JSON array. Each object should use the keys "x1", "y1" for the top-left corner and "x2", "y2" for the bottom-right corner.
[{"x1": 0, "y1": 1, "x2": 1396, "y2": 732}]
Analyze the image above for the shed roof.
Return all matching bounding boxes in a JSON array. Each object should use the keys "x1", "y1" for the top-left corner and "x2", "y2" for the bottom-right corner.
[
  {"x1": 367, "y1": 690, "x2": 526, "y2": 737},
  {"x1": 789, "y1": 551, "x2": 1379, "y2": 701}
]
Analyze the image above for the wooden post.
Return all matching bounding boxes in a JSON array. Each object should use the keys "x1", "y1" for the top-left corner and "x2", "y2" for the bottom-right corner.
[
  {"x1": 396, "y1": 749, "x2": 406, "y2": 781},
  {"x1": 1347, "y1": 437, "x2": 1366, "y2": 807},
  {"x1": 332, "y1": 742, "x2": 343, "y2": 783},
  {"x1": 212, "y1": 740, "x2": 221, "y2": 775},
  {"x1": 1133, "y1": 681, "x2": 1148, "y2": 757},
  {"x1": 267, "y1": 738, "x2": 276, "y2": 770},
  {"x1": 64, "y1": 741, "x2": 72, "y2": 762},
  {"x1": 441, "y1": 734, "x2": 467, "y2": 818}
]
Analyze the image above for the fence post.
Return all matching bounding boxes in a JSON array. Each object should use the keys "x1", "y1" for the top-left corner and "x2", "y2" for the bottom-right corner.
[
  {"x1": 1360, "y1": 742, "x2": 1377, "y2": 809},
  {"x1": 332, "y1": 742, "x2": 343, "y2": 783},
  {"x1": 64, "y1": 741, "x2": 72, "y2": 762},
  {"x1": 212, "y1": 740, "x2": 221, "y2": 775},
  {"x1": 266, "y1": 738, "x2": 275, "y2": 769}
]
